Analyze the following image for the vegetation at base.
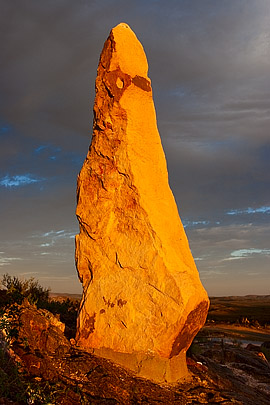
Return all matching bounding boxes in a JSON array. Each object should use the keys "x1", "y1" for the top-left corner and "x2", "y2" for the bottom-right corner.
[
  {"x1": 0, "y1": 274, "x2": 81, "y2": 403},
  {"x1": 0, "y1": 273, "x2": 50, "y2": 308},
  {"x1": 0, "y1": 273, "x2": 79, "y2": 334}
]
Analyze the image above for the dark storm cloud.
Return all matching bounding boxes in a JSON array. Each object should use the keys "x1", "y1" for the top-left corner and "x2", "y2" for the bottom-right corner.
[
  {"x1": 149, "y1": 1, "x2": 270, "y2": 220},
  {"x1": 1, "y1": 1, "x2": 97, "y2": 145},
  {"x1": 1, "y1": 0, "x2": 269, "y2": 294}
]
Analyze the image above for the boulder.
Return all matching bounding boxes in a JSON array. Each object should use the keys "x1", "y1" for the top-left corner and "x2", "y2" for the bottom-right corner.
[
  {"x1": 9, "y1": 301, "x2": 71, "y2": 380},
  {"x1": 17, "y1": 301, "x2": 70, "y2": 357},
  {"x1": 75, "y1": 22, "x2": 209, "y2": 383}
]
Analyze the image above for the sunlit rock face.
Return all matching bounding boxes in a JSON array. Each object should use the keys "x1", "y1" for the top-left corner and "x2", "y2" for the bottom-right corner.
[{"x1": 75, "y1": 23, "x2": 209, "y2": 383}]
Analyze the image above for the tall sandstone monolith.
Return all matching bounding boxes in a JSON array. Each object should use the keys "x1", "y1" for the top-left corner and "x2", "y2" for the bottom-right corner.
[{"x1": 75, "y1": 23, "x2": 209, "y2": 383}]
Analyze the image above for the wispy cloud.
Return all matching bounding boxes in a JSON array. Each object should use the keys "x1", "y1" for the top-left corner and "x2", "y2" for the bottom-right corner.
[
  {"x1": 34, "y1": 144, "x2": 61, "y2": 161},
  {"x1": 0, "y1": 254, "x2": 22, "y2": 266},
  {"x1": 231, "y1": 248, "x2": 270, "y2": 257},
  {"x1": 35, "y1": 145, "x2": 49, "y2": 153},
  {"x1": 42, "y1": 230, "x2": 65, "y2": 237},
  {"x1": 33, "y1": 229, "x2": 77, "y2": 250},
  {"x1": 199, "y1": 269, "x2": 227, "y2": 280},
  {"x1": 183, "y1": 219, "x2": 222, "y2": 229},
  {"x1": 0, "y1": 174, "x2": 43, "y2": 187},
  {"x1": 223, "y1": 248, "x2": 270, "y2": 261},
  {"x1": 183, "y1": 219, "x2": 210, "y2": 228},
  {"x1": 40, "y1": 230, "x2": 76, "y2": 239},
  {"x1": 227, "y1": 206, "x2": 270, "y2": 215}
]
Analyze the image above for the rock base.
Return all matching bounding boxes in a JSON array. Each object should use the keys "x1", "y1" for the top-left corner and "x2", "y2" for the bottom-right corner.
[{"x1": 92, "y1": 347, "x2": 190, "y2": 383}]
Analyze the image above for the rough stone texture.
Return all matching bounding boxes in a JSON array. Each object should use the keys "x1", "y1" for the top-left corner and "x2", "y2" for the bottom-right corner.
[
  {"x1": 10, "y1": 301, "x2": 71, "y2": 380},
  {"x1": 75, "y1": 22, "x2": 209, "y2": 383},
  {"x1": 17, "y1": 301, "x2": 70, "y2": 356}
]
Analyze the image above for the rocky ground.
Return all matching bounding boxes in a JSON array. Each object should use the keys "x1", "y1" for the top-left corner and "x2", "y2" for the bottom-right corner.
[{"x1": 0, "y1": 301, "x2": 270, "y2": 404}]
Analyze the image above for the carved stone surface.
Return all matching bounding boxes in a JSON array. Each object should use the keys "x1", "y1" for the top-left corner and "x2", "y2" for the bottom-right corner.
[{"x1": 75, "y1": 23, "x2": 209, "y2": 383}]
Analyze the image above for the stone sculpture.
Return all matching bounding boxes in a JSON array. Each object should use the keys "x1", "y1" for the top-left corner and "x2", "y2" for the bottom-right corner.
[{"x1": 75, "y1": 23, "x2": 209, "y2": 383}]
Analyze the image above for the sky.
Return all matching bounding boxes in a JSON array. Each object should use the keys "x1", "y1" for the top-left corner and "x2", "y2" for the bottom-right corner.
[{"x1": 1, "y1": 0, "x2": 269, "y2": 296}]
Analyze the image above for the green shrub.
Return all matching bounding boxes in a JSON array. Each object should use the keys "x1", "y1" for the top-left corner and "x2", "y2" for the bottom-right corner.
[
  {"x1": 1, "y1": 273, "x2": 50, "y2": 308},
  {"x1": 0, "y1": 274, "x2": 82, "y2": 403},
  {"x1": 0, "y1": 273, "x2": 79, "y2": 337}
]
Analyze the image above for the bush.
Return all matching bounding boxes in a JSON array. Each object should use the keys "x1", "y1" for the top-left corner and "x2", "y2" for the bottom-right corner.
[
  {"x1": 0, "y1": 273, "x2": 80, "y2": 337},
  {"x1": 0, "y1": 274, "x2": 81, "y2": 402},
  {"x1": 0, "y1": 274, "x2": 51, "y2": 345},
  {"x1": 0, "y1": 273, "x2": 50, "y2": 308}
]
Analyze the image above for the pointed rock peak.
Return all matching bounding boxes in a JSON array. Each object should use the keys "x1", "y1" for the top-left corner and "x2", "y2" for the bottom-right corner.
[
  {"x1": 101, "y1": 22, "x2": 148, "y2": 78},
  {"x1": 75, "y1": 24, "x2": 209, "y2": 384}
]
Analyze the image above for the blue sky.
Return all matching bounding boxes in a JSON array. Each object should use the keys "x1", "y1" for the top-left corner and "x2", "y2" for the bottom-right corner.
[{"x1": 1, "y1": 0, "x2": 269, "y2": 295}]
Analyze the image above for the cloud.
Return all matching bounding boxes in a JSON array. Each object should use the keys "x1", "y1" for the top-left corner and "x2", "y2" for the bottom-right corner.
[
  {"x1": 0, "y1": 174, "x2": 43, "y2": 187},
  {"x1": 183, "y1": 219, "x2": 210, "y2": 228},
  {"x1": 199, "y1": 269, "x2": 228, "y2": 280},
  {"x1": 34, "y1": 144, "x2": 62, "y2": 161},
  {"x1": 0, "y1": 254, "x2": 22, "y2": 267},
  {"x1": 230, "y1": 248, "x2": 270, "y2": 258},
  {"x1": 39, "y1": 230, "x2": 77, "y2": 239},
  {"x1": 186, "y1": 223, "x2": 270, "y2": 270},
  {"x1": 221, "y1": 247, "x2": 270, "y2": 262},
  {"x1": 227, "y1": 206, "x2": 270, "y2": 215}
]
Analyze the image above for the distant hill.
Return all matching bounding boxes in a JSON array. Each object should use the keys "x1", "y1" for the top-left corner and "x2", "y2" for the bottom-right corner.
[
  {"x1": 209, "y1": 295, "x2": 270, "y2": 300},
  {"x1": 208, "y1": 295, "x2": 270, "y2": 325},
  {"x1": 49, "y1": 292, "x2": 82, "y2": 301}
]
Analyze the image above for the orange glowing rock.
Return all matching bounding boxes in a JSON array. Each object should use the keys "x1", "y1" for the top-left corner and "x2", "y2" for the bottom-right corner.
[{"x1": 75, "y1": 23, "x2": 209, "y2": 383}]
